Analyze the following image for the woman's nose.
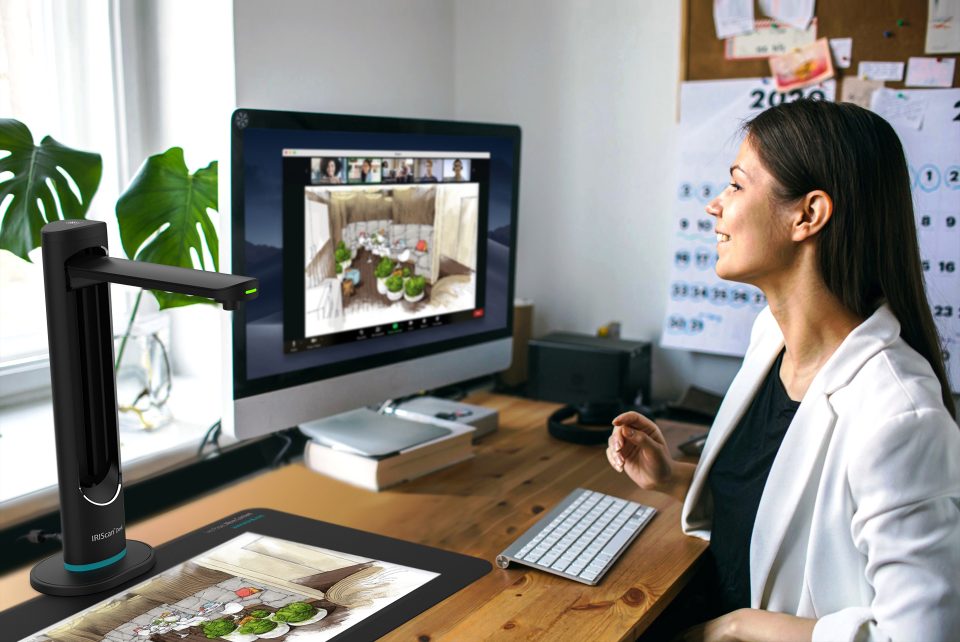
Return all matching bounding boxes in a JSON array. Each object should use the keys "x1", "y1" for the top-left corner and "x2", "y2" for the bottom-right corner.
[{"x1": 705, "y1": 195, "x2": 721, "y2": 217}]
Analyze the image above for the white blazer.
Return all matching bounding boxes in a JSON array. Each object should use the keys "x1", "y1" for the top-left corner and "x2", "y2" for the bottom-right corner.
[{"x1": 682, "y1": 304, "x2": 960, "y2": 642}]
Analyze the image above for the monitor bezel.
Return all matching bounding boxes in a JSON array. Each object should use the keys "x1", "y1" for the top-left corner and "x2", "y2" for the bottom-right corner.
[{"x1": 229, "y1": 108, "x2": 520, "y2": 400}]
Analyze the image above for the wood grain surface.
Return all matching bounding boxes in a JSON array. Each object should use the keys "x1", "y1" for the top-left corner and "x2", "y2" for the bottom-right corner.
[{"x1": 0, "y1": 393, "x2": 707, "y2": 640}]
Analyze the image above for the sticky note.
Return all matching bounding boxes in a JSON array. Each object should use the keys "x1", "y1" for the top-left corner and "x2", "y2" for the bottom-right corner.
[
  {"x1": 713, "y1": 0, "x2": 754, "y2": 39},
  {"x1": 925, "y1": 0, "x2": 960, "y2": 54},
  {"x1": 905, "y1": 56, "x2": 956, "y2": 87},
  {"x1": 829, "y1": 38, "x2": 853, "y2": 68},
  {"x1": 840, "y1": 77, "x2": 884, "y2": 109},
  {"x1": 726, "y1": 19, "x2": 816, "y2": 59},
  {"x1": 858, "y1": 61, "x2": 905, "y2": 82},
  {"x1": 869, "y1": 88, "x2": 927, "y2": 131},
  {"x1": 758, "y1": 0, "x2": 815, "y2": 31}
]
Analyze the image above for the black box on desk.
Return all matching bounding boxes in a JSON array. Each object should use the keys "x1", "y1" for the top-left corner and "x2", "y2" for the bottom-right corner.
[{"x1": 527, "y1": 332, "x2": 652, "y2": 406}]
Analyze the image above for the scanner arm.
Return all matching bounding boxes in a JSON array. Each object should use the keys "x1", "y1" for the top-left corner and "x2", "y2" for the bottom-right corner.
[{"x1": 67, "y1": 255, "x2": 258, "y2": 310}]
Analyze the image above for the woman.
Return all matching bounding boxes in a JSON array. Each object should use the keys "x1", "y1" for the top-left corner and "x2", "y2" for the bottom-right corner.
[
  {"x1": 361, "y1": 158, "x2": 373, "y2": 183},
  {"x1": 608, "y1": 100, "x2": 960, "y2": 641},
  {"x1": 320, "y1": 158, "x2": 342, "y2": 184}
]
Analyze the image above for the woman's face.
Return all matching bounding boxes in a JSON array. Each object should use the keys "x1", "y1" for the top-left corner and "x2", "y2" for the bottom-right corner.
[
  {"x1": 325, "y1": 160, "x2": 336, "y2": 176},
  {"x1": 705, "y1": 138, "x2": 796, "y2": 287},
  {"x1": 453, "y1": 160, "x2": 463, "y2": 174},
  {"x1": 362, "y1": 160, "x2": 371, "y2": 172}
]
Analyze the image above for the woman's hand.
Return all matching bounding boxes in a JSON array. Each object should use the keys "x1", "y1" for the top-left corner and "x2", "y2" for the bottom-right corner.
[
  {"x1": 607, "y1": 412, "x2": 675, "y2": 486},
  {"x1": 606, "y1": 411, "x2": 697, "y2": 503},
  {"x1": 671, "y1": 611, "x2": 740, "y2": 642},
  {"x1": 672, "y1": 609, "x2": 816, "y2": 642}
]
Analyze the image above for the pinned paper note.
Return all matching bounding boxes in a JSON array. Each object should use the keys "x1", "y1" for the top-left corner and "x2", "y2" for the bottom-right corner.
[
  {"x1": 828, "y1": 37, "x2": 853, "y2": 68},
  {"x1": 758, "y1": 0, "x2": 815, "y2": 31},
  {"x1": 905, "y1": 56, "x2": 956, "y2": 88},
  {"x1": 726, "y1": 19, "x2": 817, "y2": 60},
  {"x1": 858, "y1": 61, "x2": 905, "y2": 82},
  {"x1": 769, "y1": 38, "x2": 834, "y2": 91},
  {"x1": 840, "y1": 77, "x2": 884, "y2": 109},
  {"x1": 713, "y1": 0, "x2": 754, "y2": 39},
  {"x1": 925, "y1": 0, "x2": 960, "y2": 54},
  {"x1": 870, "y1": 88, "x2": 928, "y2": 130}
]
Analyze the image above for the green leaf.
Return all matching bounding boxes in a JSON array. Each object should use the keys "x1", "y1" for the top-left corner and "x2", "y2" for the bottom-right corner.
[
  {"x1": 0, "y1": 118, "x2": 102, "y2": 261},
  {"x1": 116, "y1": 147, "x2": 219, "y2": 310}
]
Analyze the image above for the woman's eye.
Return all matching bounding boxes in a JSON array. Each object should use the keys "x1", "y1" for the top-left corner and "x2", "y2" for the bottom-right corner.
[{"x1": 729, "y1": 182, "x2": 742, "y2": 192}]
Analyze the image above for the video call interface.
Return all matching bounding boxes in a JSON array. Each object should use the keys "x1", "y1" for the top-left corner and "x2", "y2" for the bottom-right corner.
[
  {"x1": 237, "y1": 123, "x2": 515, "y2": 391},
  {"x1": 283, "y1": 150, "x2": 490, "y2": 353}
]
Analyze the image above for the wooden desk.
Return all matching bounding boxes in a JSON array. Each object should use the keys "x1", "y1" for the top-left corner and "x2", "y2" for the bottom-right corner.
[{"x1": 0, "y1": 393, "x2": 707, "y2": 640}]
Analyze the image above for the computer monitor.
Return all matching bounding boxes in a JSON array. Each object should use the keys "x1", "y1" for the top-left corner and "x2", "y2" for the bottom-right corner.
[{"x1": 221, "y1": 109, "x2": 521, "y2": 440}]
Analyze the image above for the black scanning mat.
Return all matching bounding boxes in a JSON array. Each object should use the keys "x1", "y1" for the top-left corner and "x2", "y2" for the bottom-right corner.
[{"x1": 2, "y1": 508, "x2": 490, "y2": 641}]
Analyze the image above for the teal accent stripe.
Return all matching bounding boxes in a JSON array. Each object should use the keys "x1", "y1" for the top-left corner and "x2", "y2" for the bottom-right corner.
[{"x1": 64, "y1": 547, "x2": 126, "y2": 572}]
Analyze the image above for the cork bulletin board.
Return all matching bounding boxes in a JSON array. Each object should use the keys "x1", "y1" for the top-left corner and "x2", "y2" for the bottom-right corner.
[{"x1": 681, "y1": 0, "x2": 959, "y2": 87}]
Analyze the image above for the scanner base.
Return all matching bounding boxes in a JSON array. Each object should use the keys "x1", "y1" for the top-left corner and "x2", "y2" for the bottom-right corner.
[{"x1": 30, "y1": 540, "x2": 155, "y2": 596}]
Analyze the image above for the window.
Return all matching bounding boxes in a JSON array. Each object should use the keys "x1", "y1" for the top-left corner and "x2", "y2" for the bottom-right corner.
[
  {"x1": 0, "y1": 0, "x2": 236, "y2": 518},
  {"x1": 0, "y1": 0, "x2": 122, "y2": 387}
]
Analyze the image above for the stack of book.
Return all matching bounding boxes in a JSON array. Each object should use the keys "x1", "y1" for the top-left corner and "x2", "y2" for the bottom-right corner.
[{"x1": 303, "y1": 416, "x2": 475, "y2": 491}]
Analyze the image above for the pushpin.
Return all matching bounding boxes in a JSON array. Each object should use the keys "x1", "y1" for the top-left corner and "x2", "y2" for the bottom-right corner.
[
  {"x1": 897, "y1": 19, "x2": 907, "y2": 27},
  {"x1": 771, "y1": 22, "x2": 778, "y2": 29},
  {"x1": 883, "y1": 30, "x2": 893, "y2": 38},
  {"x1": 897, "y1": 92, "x2": 906, "y2": 99}
]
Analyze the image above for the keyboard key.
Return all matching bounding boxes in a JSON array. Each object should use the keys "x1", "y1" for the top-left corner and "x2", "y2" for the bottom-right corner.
[{"x1": 599, "y1": 526, "x2": 635, "y2": 559}]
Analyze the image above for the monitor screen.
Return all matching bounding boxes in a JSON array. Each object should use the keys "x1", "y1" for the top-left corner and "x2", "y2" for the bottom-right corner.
[
  {"x1": 229, "y1": 110, "x2": 520, "y2": 407},
  {"x1": 285, "y1": 148, "x2": 487, "y2": 353}
]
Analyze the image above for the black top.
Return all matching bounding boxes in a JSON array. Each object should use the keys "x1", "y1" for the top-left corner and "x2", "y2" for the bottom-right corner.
[{"x1": 706, "y1": 348, "x2": 800, "y2": 614}]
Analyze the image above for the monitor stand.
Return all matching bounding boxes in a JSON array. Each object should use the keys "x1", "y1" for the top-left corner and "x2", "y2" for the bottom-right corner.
[{"x1": 298, "y1": 407, "x2": 452, "y2": 458}]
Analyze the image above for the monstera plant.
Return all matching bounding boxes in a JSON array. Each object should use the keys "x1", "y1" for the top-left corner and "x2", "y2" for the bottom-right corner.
[{"x1": 0, "y1": 118, "x2": 220, "y2": 366}]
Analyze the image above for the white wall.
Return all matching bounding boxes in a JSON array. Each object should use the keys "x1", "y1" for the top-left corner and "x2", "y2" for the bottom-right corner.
[
  {"x1": 231, "y1": 0, "x2": 743, "y2": 401},
  {"x1": 452, "y1": 1, "x2": 741, "y2": 399},
  {"x1": 233, "y1": 0, "x2": 455, "y2": 117}
]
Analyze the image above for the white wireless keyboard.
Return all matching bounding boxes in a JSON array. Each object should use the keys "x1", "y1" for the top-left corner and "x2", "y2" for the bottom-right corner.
[{"x1": 495, "y1": 488, "x2": 656, "y2": 585}]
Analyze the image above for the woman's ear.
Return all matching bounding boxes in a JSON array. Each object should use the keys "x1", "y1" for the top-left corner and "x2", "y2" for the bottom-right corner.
[{"x1": 793, "y1": 190, "x2": 833, "y2": 241}]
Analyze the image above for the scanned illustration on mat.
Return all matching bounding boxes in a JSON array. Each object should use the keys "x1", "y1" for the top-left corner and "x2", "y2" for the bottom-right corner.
[{"x1": 23, "y1": 532, "x2": 439, "y2": 641}]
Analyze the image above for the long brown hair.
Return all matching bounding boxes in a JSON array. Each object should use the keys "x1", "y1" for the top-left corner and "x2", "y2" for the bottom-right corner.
[{"x1": 745, "y1": 99, "x2": 956, "y2": 417}]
